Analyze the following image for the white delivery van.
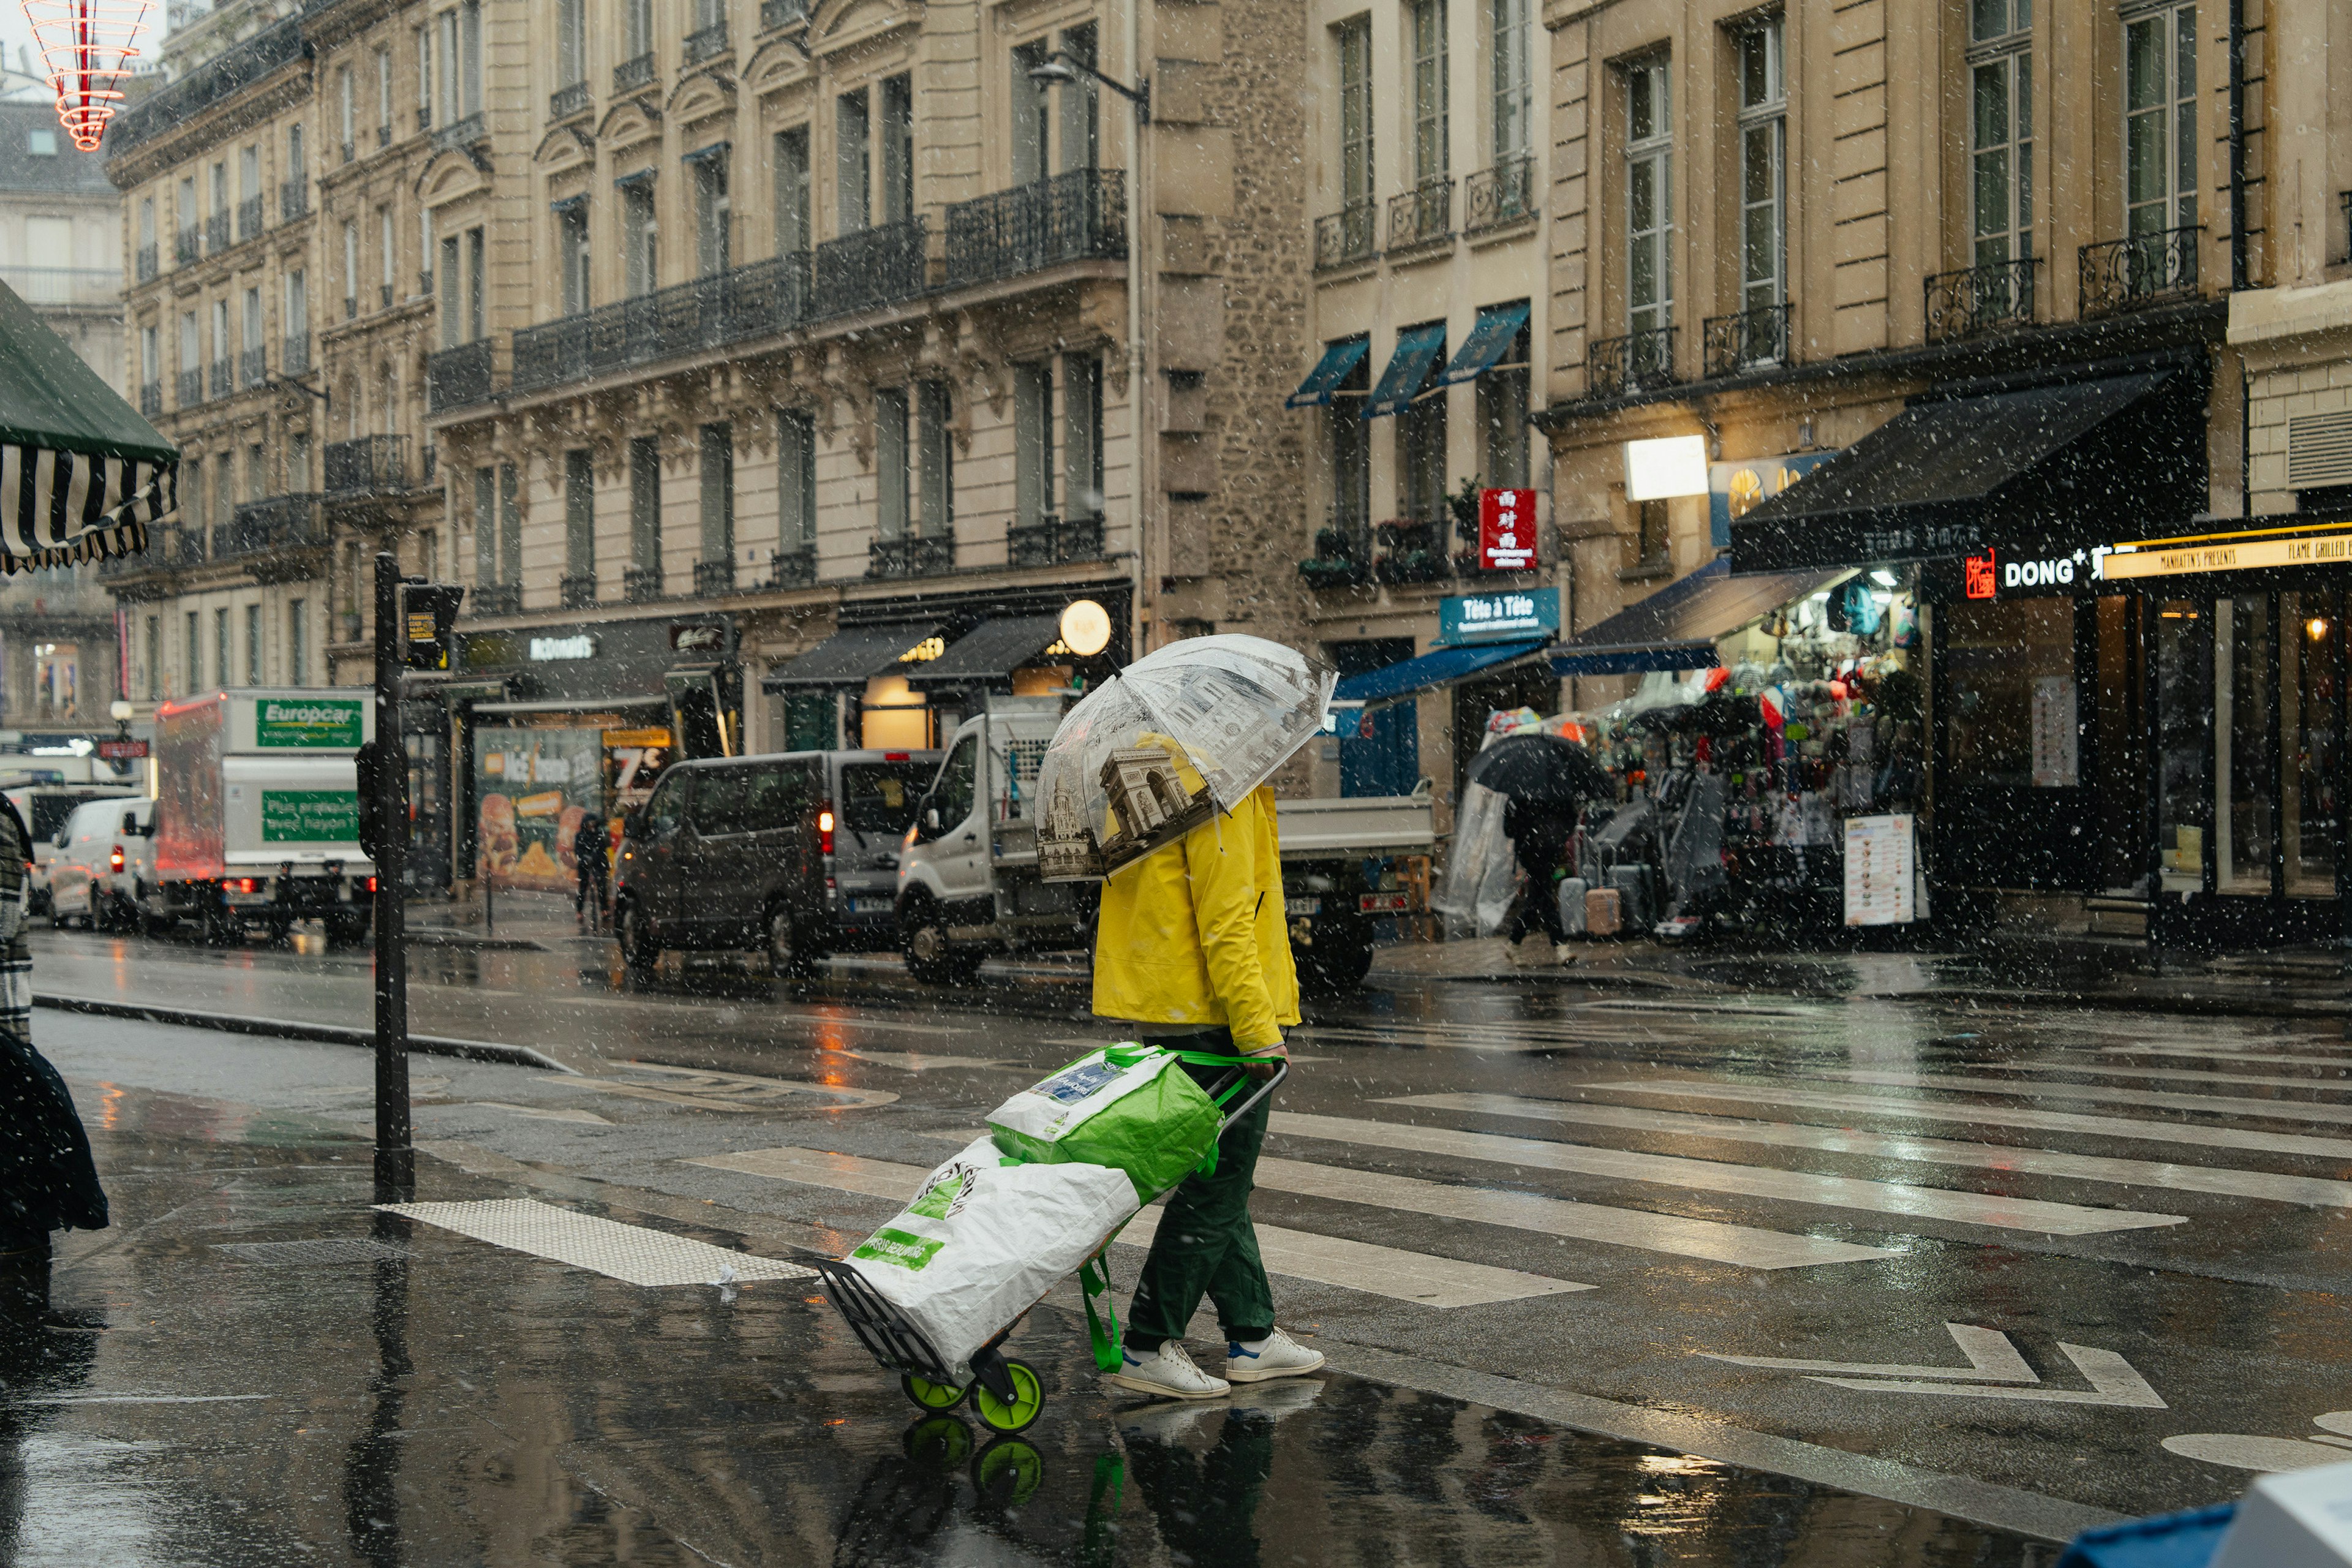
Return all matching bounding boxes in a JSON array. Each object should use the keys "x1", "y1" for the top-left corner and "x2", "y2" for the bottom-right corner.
[{"x1": 47, "y1": 796, "x2": 154, "y2": 932}]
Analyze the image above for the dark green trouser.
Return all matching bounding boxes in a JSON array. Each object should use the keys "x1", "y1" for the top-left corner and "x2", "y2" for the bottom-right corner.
[{"x1": 1123, "y1": 1031, "x2": 1276, "y2": 1351}]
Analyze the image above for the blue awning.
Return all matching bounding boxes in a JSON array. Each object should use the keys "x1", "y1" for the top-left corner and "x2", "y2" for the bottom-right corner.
[
  {"x1": 1363, "y1": 323, "x2": 1448, "y2": 418},
  {"x1": 1285, "y1": 338, "x2": 1371, "y2": 409},
  {"x1": 1548, "y1": 559, "x2": 1851, "y2": 677},
  {"x1": 1333, "y1": 636, "x2": 1549, "y2": 708},
  {"x1": 1433, "y1": 303, "x2": 1530, "y2": 388}
]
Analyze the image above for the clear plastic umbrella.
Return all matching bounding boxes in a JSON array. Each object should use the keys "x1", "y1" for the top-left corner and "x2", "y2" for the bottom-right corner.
[{"x1": 1035, "y1": 634, "x2": 1334, "y2": 881}]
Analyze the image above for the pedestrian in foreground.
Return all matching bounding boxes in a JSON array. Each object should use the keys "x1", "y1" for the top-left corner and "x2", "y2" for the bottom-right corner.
[
  {"x1": 1503, "y1": 794, "x2": 1578, "y2": 965},
  {"x1": 1091, "y1": 756, "x2": 1326, "y2": 1400},
  {"x1": 0, "y1": 797, "x2": 107, "y2": 1324}
]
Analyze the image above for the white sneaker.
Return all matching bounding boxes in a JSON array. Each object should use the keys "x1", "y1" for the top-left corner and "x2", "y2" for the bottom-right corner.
[
  {"x1": 1224, "y1": 1328, "x2": 1325, "y2": 1382},
  {"x1": 1105, "y1": 1340, "x2": 1231, "y2": 1400}
]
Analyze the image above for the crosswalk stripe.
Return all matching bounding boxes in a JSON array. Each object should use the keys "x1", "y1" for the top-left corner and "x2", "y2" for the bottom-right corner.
[
  {"x1": 2097, "y1": 1043, "x2": 2348, "y2": 1065},
  {"x1": 1270, "y1": 1114, "x2": 2185, "y2": 1235},
  {"x1": 684, "y1": 1145, "x2": 1591, "y2": 1306},
  {"x1": 1825, "y1": 1069, "x2": 2352, "y2": 1127},
  {"x1": 1598, "y1": 1079, "x2": 2352, "y2": 1162},
  {"x1": 1991, "y1": 1060, "x2": 2352, "y2": 1091},
  {"x1": 1390, "y1": 1092, "x2": 2352, "y2": 1208},
  {"x1": 1249, "y1": 1156, "x2": 1896, "y2": 1270}
]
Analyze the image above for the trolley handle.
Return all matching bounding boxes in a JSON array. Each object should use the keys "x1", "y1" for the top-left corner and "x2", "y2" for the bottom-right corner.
[{"x1": 1206, "y1": 1058, "x2": 1287, "y2": 1134}]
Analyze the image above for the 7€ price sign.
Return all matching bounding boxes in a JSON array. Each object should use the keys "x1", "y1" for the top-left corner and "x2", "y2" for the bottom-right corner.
[{"x1": 1478, "y1": 488, "x2": 1539, "y2": 572}]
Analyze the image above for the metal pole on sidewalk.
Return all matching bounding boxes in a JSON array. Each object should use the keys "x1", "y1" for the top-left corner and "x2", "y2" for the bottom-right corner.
[{"x1": 374, "y1": 551, "x2": 413, "y2": 1196}]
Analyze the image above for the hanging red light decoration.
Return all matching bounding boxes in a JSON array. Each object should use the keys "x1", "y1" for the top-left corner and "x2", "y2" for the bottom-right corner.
[{"x1": 23, "y1": 0, "x2": 154, "y2": 152}]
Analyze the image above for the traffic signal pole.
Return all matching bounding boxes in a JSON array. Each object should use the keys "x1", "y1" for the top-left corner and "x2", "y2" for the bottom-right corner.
[{"x1": 372, "y1": 550, "x2": 413, "y2": 1197}]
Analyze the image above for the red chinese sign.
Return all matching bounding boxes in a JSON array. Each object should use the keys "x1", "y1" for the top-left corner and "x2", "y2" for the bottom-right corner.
[
  {"x1": 1478, "y1": 488, "x2": 1538, "y2": 572},
  {"x1": 1963, "y1": 549, "x2": 1997, "y2": 600}
]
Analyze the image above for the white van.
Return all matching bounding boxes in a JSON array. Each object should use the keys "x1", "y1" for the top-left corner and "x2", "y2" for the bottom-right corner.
[
  {"x1": 49, "y1": 796, "x2": 155, "y2": 932},
  {"x1": 9, "y1": 782, "x2": 138, "y2": 915}
]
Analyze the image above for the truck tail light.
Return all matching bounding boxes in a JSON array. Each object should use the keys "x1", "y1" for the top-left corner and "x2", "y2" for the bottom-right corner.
[
  {"x1": 235, "y1": 877, "x2": 258, "y2": 894},
  {"x1": 817, "y1": 802, "x2": 835, "y2": 856},
  {"x1": 366, "y1": 876, "x2": 378, "y2": 893},
  {"x1": 883, "y1": 752, "x2": 910, "y2": 761},
  {"x1": 109, "y1": 845, "x2": 124, "y2": 873}
]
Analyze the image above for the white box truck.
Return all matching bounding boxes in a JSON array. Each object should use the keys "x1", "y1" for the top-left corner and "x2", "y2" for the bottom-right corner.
[
  {"x1": 895, "y1": 696, "x2": 1434, "y2": 988},
  {"x1": 149, "y1": 689, "x2": 377, "y2": 944}
]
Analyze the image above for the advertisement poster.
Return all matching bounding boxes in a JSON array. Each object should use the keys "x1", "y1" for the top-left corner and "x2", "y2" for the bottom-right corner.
[
  {"x1": 603, "y1": 728, "x2": 674, "y2": 816},
  {"x1": 2030, "y1": 676, "x2": 2079, "y2": 787},
  {"x1": 475, "y1": 726, "x2": 604, "y2": 891}
]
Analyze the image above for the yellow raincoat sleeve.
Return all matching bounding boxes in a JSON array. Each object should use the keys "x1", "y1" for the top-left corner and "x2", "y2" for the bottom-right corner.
[{"x1": 1182, "y1": 786, "x2": 1290, "y2": 1052}]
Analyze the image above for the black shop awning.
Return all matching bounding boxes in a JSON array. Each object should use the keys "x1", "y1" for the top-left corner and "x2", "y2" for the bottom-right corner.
[
  {"x1": 903, "y1": 614, "x2": 1064, "y2": 692},
  {"x1": 1550, "y1": 559, "x2": 1851, "y2": 676},
  {"x1": 1728, "y1": 367, "x2": 2204, "y2": 573},
  {"x1": 761, "y1": 620, "x2": 944, "y2": 693}
]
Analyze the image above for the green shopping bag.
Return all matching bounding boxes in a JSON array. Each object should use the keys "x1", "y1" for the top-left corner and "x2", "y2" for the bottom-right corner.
[{"x1": 987, "y1": 1043, "x2": 1234, "y2": 1203}]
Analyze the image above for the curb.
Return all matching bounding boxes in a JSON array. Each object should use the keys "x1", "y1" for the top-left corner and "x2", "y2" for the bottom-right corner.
[
  {"x1": 34, "y1": 993, "x2": 577, "y2": 1073},
  {"x1": 404, "y1": 927, "x2": 552, "y2": 952}
]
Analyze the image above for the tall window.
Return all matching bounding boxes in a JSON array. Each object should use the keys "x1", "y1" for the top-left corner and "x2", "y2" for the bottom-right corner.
[
  {"x1": 1397, "y1": 325, "x2": 1446, "y2": 519},
  {"x1": 1490, "y1": 0, "x2": 1531, "y2": 164},
  {"x1": 139, "y1": 195, "x2": 154, "y2": 252},
  {"x1": 1736, "y1": 19, "x2": 1786, "y2": 325},
  {"x1": 186, "y1": 611, "x2": 199, "y2": 693},
  {"x1": 288, "y1": 601, "x2": 307, "y2": 685},
  {"x1": 837, "y1": 89, "x2": 871, "y2": 232},
  {"x1": 461, "y1": 0, "x2": 483, "y2": 117},
  {"x1": 1479, "y1": 315, "x2": 1531, "y2": 488},
  {"x1": 244, "y1": 603, "x2": 262, "y2": 686},
  {"x1": 342, "y1": 220, "x2": 358, "y2": 317},
  {"x1": 1013, "y1": 363, "x2": 1052, "y2": 524},
  {"x1": 145, "y1": 616, "x2": 160, "y2": 700},
  {"x1": 691, "y1": 148, "x2": 730, "y2": 276},
  {"x1": 699, "y1": 423, "x2": 734, "y2": 563},
  {"x1": 239, "y1": 143, "x2": 259, "y2": 203},
  {"x1": 629, "y1": 435, "x2": 660, "y2": 571},
  {"x1": 290, "y1": 431, "x2": 309, "y2": 490},
  {"x1": 622, "y1": 177, "x2": 657, "y2": 295},
  {"x1": 1063, "y1": 353, "x2": 1102, "y2": 519},
  {"x1": 438, "y1": 9, "x2": 460, "y2": 123},
  {"x1": 375, "y1": 46, "x2": 391, "y2": 140},
  {"x1": 915, "y1": 383, "x2": 951, "y2": 539},
  {"x1": 241, "y1": 287, "x2": 262, "y2": 364},
  {"x1": 287, "y1": 123, "x2": 304, "y2": 181},
  {"x1": 214, "y1": 606, "x2": 230, "y2": 687},
  {"x1": 1328, "y1": 339, "x2": 1371, "y2": 533},
  {"x1": 499, "y1": 464, "x2": 519, "y2": 587},
  {"x1": 774, "y1": 127, "x2": 810, "y2": 254},
  {"x1": 1624, "y1": 56, "x2": 1672, "y2": 334},
  {"x1": 178, "y1": 175, "x2": 195, "y2": 242},
  {"x1": 437, "y1": 235, "x2": 461, "y2": 345},
  {"x1": 879, "y1": 75, "x2": 914, "y2": 225},
  {"x1": 1337, "y1": 18, "x2": 1373, "y2": 212},
  {"x1": 379, "y1": 206, "x2": 396, "y2": 303},
  {"x1": 1012, "y1": 40, "x2": 1052, "y2": 186},
  {"x1": 556, "y1": 0, "x2": 585, "y2": 90},
  {"x1": 339, "y1": 66, "x2": 354, "y2": 157},
  {"x1": 178, "y1": 312, "x2": 197, "y2": 384},
  {"x1": 1059, "y1": 25, "x2": 1099, "y2": 172},
  {"x1": 564, "y1": 449, "x2": 595, "y2": 579},
  {"x1": 777, "y1": 410, "x2": 816, "y2": 549},
  {"x1": 558, "y1": 201, "x2": 590, "y2": 315},
  {"x1": 2125, "y1": 2, "x2": 2196, "y2": 236},
  {"x1": 415, "y1": 28, "x2": 430, "y2": 126},
  {"x1": 1409, "y1": 0, "x2": 1448, "y2": 185},
  {"x1": 211, "y1": 298, "x2": 230, "y2": 370},
  {"x1": 466, "y1": 226, "x2": 485, "y2": 339},
  {"x1": 1970, "y1": 0, "x2": 2032, "y2": 267},
  {"x1": 624, "y1": 0, "x2": 652, "y2": 61},
  {"x1": 246, "y1": 442, "x2": 266, "y2": 502},
  {"x1": 473, "y1": 466, "x2": 499, "y2": 582},
  {"x1": 875, "y1": 387, "x2": 910, "y2": 539},
  {"x1": 140, "y1": 325, "x2": 157, "y2": 388},
  {"x1": 286, "y1": 269, "x2": 306, "y2": 338}
]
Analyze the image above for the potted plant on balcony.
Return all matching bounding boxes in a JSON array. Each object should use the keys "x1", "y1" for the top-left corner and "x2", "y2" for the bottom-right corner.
[
  {"x1": 1298, "y1": 525, "x2": 1372, "y2": 590},
  {"x1": 1373, "y1": 518, "x2": 1450, "y2": 586}
]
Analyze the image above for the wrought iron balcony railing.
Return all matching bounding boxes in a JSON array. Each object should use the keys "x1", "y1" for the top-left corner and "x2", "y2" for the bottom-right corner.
[
  {"x1": 2079, "y1": 225, "x2": 2202, "y2": 317},
  {"x1": 1586, "y1": 325, "x2": 1677, "y2": 399},
  {"x1": 426, "y1": 338, "x2": 497, "y2": 412},
  {"x1": 1374, "y1": 518, "x2": 1452, "y2": 586},
  {"x1": 176, "y1": 530, "x2": 208, "y2": 568},
  {"x1": 323, "y1": 434, "x2": 411, "y2": 495},
  {"x1": 176, "y1": 369, "x2": 202, "y2": 407},
  {"x1": 511, "y1": 252, "x2": 812, "y2": 395},
  {"x1": 432, "y1": 112, "x2": 487, "y2": 156},
  {"x1": 470, "y1": 582, "x2": 523, "y2": 616},
  {"x1": 1702, "y1": 302, "x2": 1792, "y2": 377},
  {"x1": 614, "y1": 52, "x2": 655, "y2": 92},
  {"x1": 1008, "y1": 514, "x2": 1106, "y2": 569},
  {"x1": 205, "y1": 212, "x2": 230, "y2": 253},
  {"x1": 208, "y1": 360, "x2": 233, "y2": 399},
  {"x1": 280, "y1": 178, "x2": 308, "y2": 222},
  {"x1": 867, "y1": 535, "x2": 954, "y2": 579},
  {"x1": 693, "y1": 558, "x2": 736, "y2": 597},
  {"x1": 814, "y1": 217, "x2": 930, "y2": 320},
  {"x1": 217, "y1": 494, "x2": 325, "y2": 560},
  {"x1": 624, "y1": 565, "x2": 666, "y2": 603},
  {"x1": 760, "y1": 0, "x2": 809, "y2": 29},
  {"x1": 139, "y1": 380, "x2": 162, "y2": 418},
  {"x1": 560, "y1": 572, "x2": 598, "y2": 609},
  {"x1": 1923, "y1": 255, "x2": 2038, "y2": 344},
  {"x1": 1464, "y1": 156, "x2": 1537, "y2": 233},
  {"x1": 236, "y1": 195, "x2": 263, "y2": 242},
  {"x1": 944, "y1": 170, "x2": 1126, "y2": 290},
  {"x1": 550, "y1": 80, "x2": 590, "y2": 121},
  {"x1": 684, "y1": 21, "x2": 729, "y2": 62},
  {"x1": 135, "y1": 244, "x2": 157, "y2": 283},
  {"x1": 175, "y1": 229, "x2": 199, "y2": 266},
  {"x1": 283, "y1": 331, "x2": 310, "y2": 375},
  {"x1": 769, "y1": 545, "x2": 815, "y2": 588},
  {"x1": 239, "y1": 346, "x2": 267, "y2": 388},
  {"x1": 1387, "y1": 179, "x2": 1452, "y2": 251},
  {"x1": 1298, "y1": 511, "x2": 1373, "y2": 590},
  {"x1": 1314, "y1": 202, "x2": 1377, "y2": 270}
]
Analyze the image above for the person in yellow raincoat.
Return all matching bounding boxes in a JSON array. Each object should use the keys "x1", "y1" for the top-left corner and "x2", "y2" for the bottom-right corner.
[{"x1": 1091, "y1": 740, "x2": 1327, "y2": 1400}]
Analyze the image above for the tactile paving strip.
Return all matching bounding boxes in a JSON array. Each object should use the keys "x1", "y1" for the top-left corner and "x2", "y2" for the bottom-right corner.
[
  {"x1": 216, "y1": 1239, "x2": 412, "y2": 1267},
  {"x1": 378, "y1": 1198, "x2": 813, "y2": 1288}
]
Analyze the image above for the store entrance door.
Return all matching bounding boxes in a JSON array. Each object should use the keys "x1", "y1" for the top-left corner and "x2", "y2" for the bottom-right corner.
[{"x1": 1329, "y1": 639, "x2": 1420, "y2": 798}]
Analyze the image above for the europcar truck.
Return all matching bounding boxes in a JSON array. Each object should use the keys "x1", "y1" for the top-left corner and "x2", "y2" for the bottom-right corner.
[
  {"x1": 150, "y1": 690, "x2": 377, "y2": 944},
  {"x1": 895, "y1": 695, "x2": 1434, "y2": 988}
]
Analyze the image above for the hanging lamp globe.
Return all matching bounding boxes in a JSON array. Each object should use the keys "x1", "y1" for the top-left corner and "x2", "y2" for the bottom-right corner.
[{"x1": 23, "y1": 0, "x2": 153, "y2": 152}]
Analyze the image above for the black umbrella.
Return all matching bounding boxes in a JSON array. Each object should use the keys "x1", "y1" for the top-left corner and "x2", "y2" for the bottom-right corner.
[{"x1": 1466, "y1": 733, "x2": 1612, "y2": 805}]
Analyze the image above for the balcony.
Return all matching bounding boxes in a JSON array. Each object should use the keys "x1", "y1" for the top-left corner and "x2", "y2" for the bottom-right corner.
[
  {"x1": 2079, "y1": 225, "x2": 2201, "y2": 318},
  {"x1": 135, "y1": 243, "x2": 157, "y2": 283},
  {"x1": 470, "y1": 582, "x2": 523, "y2": 616},
  {"x1": 205, "y1": 212, "x2": 230, "y2": 253},
  {"x1": 175, "y1": 368, "x2": 202, "y2": 407},
  {"x1": 324, "y1": 434, "x2": 413, "y2": 495},
  {"x1": 1298, "y1": 513, "x2": 1372, "y2": 589},
  {"x1": 769, "y1": 545, "x2": 815, "y2": 589},
  {"x1": 236, "y1": 195, "x2": 263, "y2": 242},
  {"x1": 139, "y1": 380, "x2": 162, "y2": 418},
  {"x1": 1007, "y1": 514, "x2": 1105, "y2": 569},
  {"x1": 693, "y1": 558, "x2": 736, "y2": 597},
  {"x1": 944, "y1": 169, "x2": 1126, "y2": 290},
  {"x1": 624, "y1": 565, "x2": 666, "y2": 603},
  {"x1": 239, "y1": 345, "x2": 267, "y2": 389},
  {"x1": 1314, "y1": 203, "x2": 1376, "y2": 271},
  {"x1": 175, "y1": 228, "x2": 199, "y2": 266},
  {"x1": 283, "y1": 331, "x2": 310, "y2": 375},
  {"x1": 867, "y1": 535, "x2": 953, "y2": 579},
  {"x1": 217, "y1": 493, "x2": 325, "y2": 560},
  {"x1": 432, "y1": 112, "x2": 487, "y2": 156},
  {"x1": 684, "y1": 21, "x2": 729, "y2": 62},
  {"x1": 549, "y1": 80, "x2": 590, "y2": 121},
  {"x1": 560, "y1": 573, "x2": 598, "y2": 608},
  {"x1": 1702, "y1": 302, "x2": 1792, "y2": 378},
  {"x1": 208, "y1": 360, "x2": 233, "y2": 400},
  {"x1": 426, "y1": 338, "x2": 497, "y2": 412},
  {"x1": 1923, "y1": 255, "x2": 2038, "y2": 344},
  {"x1": 1374, "y1": 519, "x2": 1451, "y2": 586},
  {"x1": 760, "y1": 0, "x2": 809, "y2": 28},
  {"x1": 511, "y1": 253, "x2": 811, "y2": 395},
  {"x1": 813, "y1": 217, "x2": 930, "y2": 320},
  {"x1": 281, "y1": 178, "x2": 308, "y2": 222},
  {"x1": 614, "y1": 52, "x2": 655, "y2": 93},
  {"x1": 1387, "y1": 179, "x2": 1452, "y2": 252},
  {"x1": 175, "y1": 530, "x2": 207, "y2": 567},
  {"x1": 1464, "y1": 156, "x2": 1538, "y2": 233},
  {"x1": 1586, "y1": 326, "x2": 1676, "y2": 399}
]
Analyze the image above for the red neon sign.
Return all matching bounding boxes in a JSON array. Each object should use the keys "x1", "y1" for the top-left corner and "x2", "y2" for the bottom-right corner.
[{"x1": 1963, "y1": 549, "x2": 1997, "y2": 600}]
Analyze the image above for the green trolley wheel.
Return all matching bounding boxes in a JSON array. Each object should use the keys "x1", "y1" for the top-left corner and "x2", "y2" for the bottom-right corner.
[
  {"x1": 971, "y1": 1358, "x2": 1044, "y2": 1435},
  {"x1": 903, "y1": 1415, "x2": 972, "y2": 1468},
  {"x1": 973, "y1": 1437, "x2": 1045, "y2": 1507},
  {"x1": 901, "y1": 1373, "x2": 967, "y2": 1412}
]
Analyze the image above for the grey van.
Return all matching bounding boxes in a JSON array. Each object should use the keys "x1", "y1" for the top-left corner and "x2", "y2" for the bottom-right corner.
[{"x1": 613, "y1": 748, "x2": 935, "y2": 975}]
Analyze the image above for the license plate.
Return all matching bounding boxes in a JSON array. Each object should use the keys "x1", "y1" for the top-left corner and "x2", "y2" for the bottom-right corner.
[
  {"x1": 850, "y1": 897, "x2": 894, "y2": 913},
  {"x1": 1284, "y1": 897, "x2": 1321, "y2": 916},
  {"x1": 1358, "y1": 891, "x2": 1410, "y2": 913}
]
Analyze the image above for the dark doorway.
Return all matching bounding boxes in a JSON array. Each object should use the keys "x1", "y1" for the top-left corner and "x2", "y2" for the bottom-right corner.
[
  {"x1": 1328, "y1": 639, "x2": 1419, "y2": 798},
  {"x1": 1450, "y1": 660, "x2": 1558, "y2": 806}
]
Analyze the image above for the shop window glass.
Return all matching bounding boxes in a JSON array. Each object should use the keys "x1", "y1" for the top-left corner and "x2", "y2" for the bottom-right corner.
[
  {"x1": 2283, "y1": 592, "x2": 2342, "y2": 897},
  {"x1": 1944, "y1": 597, "x2": 2075, "y2": 788},
  {"x1": 2155, "y1": 599, "x2": 2212, "y2": 894},
  {"x1": 2215, "y1": 595, "x2": 2275, "y2": 894}
]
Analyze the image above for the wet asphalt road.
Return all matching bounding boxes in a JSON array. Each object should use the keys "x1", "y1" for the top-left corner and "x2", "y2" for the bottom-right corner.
[{"x1": 20, "y1": 921, "x2": 2352, "y2": 1560}]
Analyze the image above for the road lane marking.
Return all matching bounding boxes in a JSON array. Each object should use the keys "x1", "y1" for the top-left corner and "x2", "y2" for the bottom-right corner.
[
  {"x1": 1705, "y1": 1325, "x2": 2166, "y2": 1409},
  {"x1": 1269, "y1": 1113, "x2": 2187, "y2": 1235},
  {"x1": 2097, "y1": 1044, "x2": 2351, "y2": 1066},
  {"x1": 1824, "y1": 1069, "x2": 2352, "y2": 1127},
  {"x1": 1596, "y1": 1079, "x2": 2352, "y2": 1162},
  {"x1": 686, "y1": 1144, "x2": 1591, "y2": 1306},
  {"x1": 382, "y1": 1198, "x2": 812, "y2": 1287},
  {"x1": 1981, "y1": 1060, "x2": 2352, "y2": 1091},
  {"x1": 1704, "y1": 1322, "x2": 2035, "y2": 1382},
  {"x1": 1393, "y1": 1091, "x2": 2352, "y2": 1208}
]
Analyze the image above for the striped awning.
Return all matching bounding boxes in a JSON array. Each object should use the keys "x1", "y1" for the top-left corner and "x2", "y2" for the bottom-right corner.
[{"x1": 1, "y1": 447, "x2": 175, "y2": 572}]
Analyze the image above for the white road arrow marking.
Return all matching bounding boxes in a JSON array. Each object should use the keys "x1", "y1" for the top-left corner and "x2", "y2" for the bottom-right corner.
[{"x1": 1702, "y1": 1324, "x2": 2167, "y2": 1409}]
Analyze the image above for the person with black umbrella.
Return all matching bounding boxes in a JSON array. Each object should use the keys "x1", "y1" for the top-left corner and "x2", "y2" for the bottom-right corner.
[{"x1": 1466, "y1": 734, "x2": 1609, "y2": 967}]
